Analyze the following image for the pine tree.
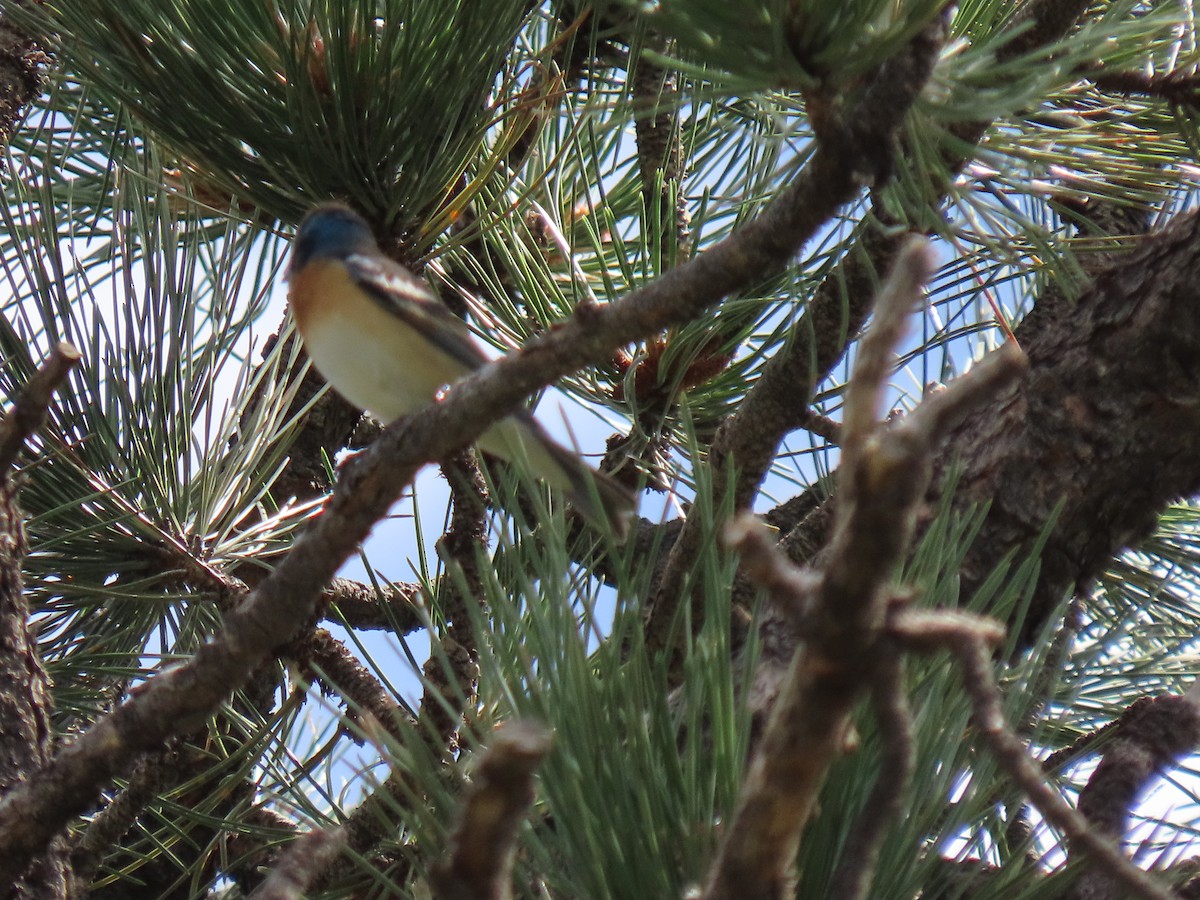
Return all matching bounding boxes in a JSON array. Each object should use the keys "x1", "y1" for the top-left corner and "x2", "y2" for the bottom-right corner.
[{"x1": 0, "y1": 1, "x2": 1198, "y2": 898}]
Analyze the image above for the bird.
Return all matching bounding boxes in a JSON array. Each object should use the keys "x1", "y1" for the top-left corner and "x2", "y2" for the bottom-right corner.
[{"x1": 286, "y1": 202, "x2": 634, "y2": 535}]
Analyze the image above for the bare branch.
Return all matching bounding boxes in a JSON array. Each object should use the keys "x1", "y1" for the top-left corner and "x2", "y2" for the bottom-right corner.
[
  {"x1": 722, "y1": 514, "x2": 820, "y2": 626},
  {"x1": 797, "y1": 410, "x2": 843, "y2": 446},
  {"x1": 69, "y1": 745, "x2": 184, "y2": 886},
  {"x1": 893, "y1": 608, "x2": 1178, "y2": 900},
  {"x1": 704, "y1": 239, "x2": 950, "y2": 900},
  {"x1": 841, "y1": 236, "x2": 935, "y2": 453},
  {"x1": 887, "y1": 607, "x2": 1006, "y2": 651},
  {"x1": 902, "y1": 342, "x2": 1029, "y2": 441},
  {"x1": 828, "y1": 646, "x2": 915, "y2": 900},
  {"x1": 0, "y1": 341, "x2": 81, "y2": 477},
  {"x1": 297, "y1": 627, "x2": 413, "y2": 739},
  {"x1": 421, "y1": 451, "x2": 489, "y2": 753},
  {"x1": 248, "y1": 827, "x2": 347, "y2": 900},
  {"x1": 431, "y1": 721, "x2": 552, "y2": 900},
  {"x1": 323, "y1": 576, "x2": 423, "y2": 633},
  {"x1": 1042, "y1": 717, "x2": 1123, "y2": 776}
]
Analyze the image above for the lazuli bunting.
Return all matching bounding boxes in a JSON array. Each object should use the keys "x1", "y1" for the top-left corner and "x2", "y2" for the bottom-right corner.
[{"x1": 287, "y1": 203, "x2": 634, "y2": 534}]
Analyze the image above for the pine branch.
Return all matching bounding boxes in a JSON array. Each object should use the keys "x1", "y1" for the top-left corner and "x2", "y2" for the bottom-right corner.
[
  {"x1": 1088, "y1": 67, "x2": 1200, "y2": 112},
  {"x1": 0, "y1": 35, "x2": 943, "y2": 867},
  {"x1": 646, "y1": 11, "x2": 951, "y2": 659},
  {"x1": 421, "y1": 451, "x2": 489, "y2": 752}
]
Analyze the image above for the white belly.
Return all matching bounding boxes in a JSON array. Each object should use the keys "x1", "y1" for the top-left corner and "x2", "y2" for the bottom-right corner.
[
  {"x1": 290, "y1": 267, "x2": 565, "y2": 486},
  {"x1": 302, "y1": 299, "x2": 469, "y2": 423}
]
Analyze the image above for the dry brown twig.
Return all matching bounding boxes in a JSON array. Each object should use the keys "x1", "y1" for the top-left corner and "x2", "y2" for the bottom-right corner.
[
  {"x1": 0, "y1": 341, "x2": 81, "y2": 477},
  {"x1": 702, "y1": 237, "x2": 1028, "y2": 900},
  {"x1": 827, "y1": 645, "x2": 915, "y2": 900},
  {"x1": 891, "y1": 608, "x2": 1179, "y2": 900},
  {"x1": 247, "y1": 827, "x2": 347, "y2": 900},
  {"x1": 431, "y1": 721, "x2": 552, "y2": 900}
]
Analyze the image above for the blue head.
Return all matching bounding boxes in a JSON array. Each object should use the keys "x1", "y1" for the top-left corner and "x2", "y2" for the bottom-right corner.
[{"x1": 289, "y1": 203, "x2": 378, "y2": 276}]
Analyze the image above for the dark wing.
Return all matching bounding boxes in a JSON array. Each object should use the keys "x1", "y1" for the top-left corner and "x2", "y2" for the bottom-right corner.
[{"x1": 345, "y1": 252, "x2": 489, "y2": 373}]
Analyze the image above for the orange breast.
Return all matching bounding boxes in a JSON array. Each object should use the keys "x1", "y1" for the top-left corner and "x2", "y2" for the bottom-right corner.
[
  {"x1": 288, "y1": 259, "x2": 348, "y2": 336},
  {"x1": 287, "y1": 258, "x2": 470, "y2": 420}
]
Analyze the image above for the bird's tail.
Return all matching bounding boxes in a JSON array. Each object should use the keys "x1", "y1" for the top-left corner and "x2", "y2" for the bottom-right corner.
[{"x1": 480, "y1": 413, "x2": 635, "y2": 538}]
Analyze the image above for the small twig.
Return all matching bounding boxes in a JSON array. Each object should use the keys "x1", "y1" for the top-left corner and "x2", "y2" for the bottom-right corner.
[
  {"x1": 888, "y1": 607, "x2": 1006, "y2": 651},
  {"x1": 840, "y1": 237, "x2": 934, "y2": 453},
  {"x1": 500, "y1": 11, "x2": 594, "y2": 170},
  {"x1": 892, "y1": 608, "x2": 1178, "y2": 900},
  {"x1": 316, "y1": 456, "x2": 487, "y2": 883},
  {"x1": 632, "y1": 35, "x2": 689, "y2": 257},
  {"x1": 69, "y1": 745, "x2": 181, "y2": 885},
  {"x1": 723, "y1": 514, "x2": 820, "y2": 626},
  {"x1": 828, "y1": 644, "x2": 915, "y2": 900},
  {"x1": 958, "y1": 644, "x2": 1175, "y2": 900},
  {"x1": 1042, "y1": 718, "x2": 1122, "y2": 776},
  {"x1": 0, "y1": 341, "x2": 81, "y2": 477},
  {"x1": 797, "y1": 410, "x2": 843, "y2": 446},
  {"x1": 323, "y1": 576, "x2": 423, "y2": 634},
  {"x1": 248, "y1": 827, "x2": 347, "y2": 900},
  {"x1": 420, "y1": 636, "x2": 479, "y2": 756},
  {"x1": 422, "y1": 451, "x2": 489, "y2": 752},
  {"x1": 297, "y1": 628, "x2": 413, "y2": 741},
  {"x1": 431, "y1": 721, "x2": 552, "y2": 900},
  {"x1": 223, "y1": 808, "x2": 301, "y2": 888},
  {"x1": 1088, "y1": 67, "x2": 1200, "y2": 111},
  {"x1": 900, "y1": 341, "x2": 1028, "y2": 441}
]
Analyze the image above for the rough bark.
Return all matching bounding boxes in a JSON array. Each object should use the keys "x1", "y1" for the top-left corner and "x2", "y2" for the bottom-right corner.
[
  {"x1": 941, "y1": 207, "x2": 1200, "y2": 635},
  {"x1": 0, "y1": 479, "x2": 70, "y2": 898}
]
